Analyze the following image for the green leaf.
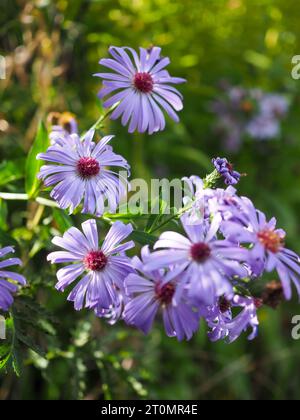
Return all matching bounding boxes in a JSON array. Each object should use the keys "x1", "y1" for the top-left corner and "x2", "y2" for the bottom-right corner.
[
  {"x1": 25, "y1": 122, "x2": 49, "y2": 198},
  {"x1": 0, "y1": 158, "x2": 25, "y2": 187},
  {"x1": 52, "y1": 208, "x2": 73, "y2": 232},
  {"x1": 0, "y1": 228, "x2": 19, "y2": 249},
  {"x1": 169, "y1": 146, "x2": 212, "y2": 171},
  {"x1": 0, "y1": 198, "x2": 8, "y2": 230},
  {"x1": 130, "y1": 230, "x2": 157, "y2": 246}
]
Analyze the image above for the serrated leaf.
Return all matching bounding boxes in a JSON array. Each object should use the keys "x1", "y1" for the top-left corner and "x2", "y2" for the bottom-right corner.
[{"x1": 25, "y1": 122, "x2": 49, "y2": 198}]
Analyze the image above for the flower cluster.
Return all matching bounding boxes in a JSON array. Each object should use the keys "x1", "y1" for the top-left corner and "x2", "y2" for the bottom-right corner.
[
  {"x1": 212, "y1": 84, "x2": 289, "y2": 151},
  {"x1": 48, "y1": 172, "x2": 300, "y2": 342},
  {"x1": 23, "y1": 46, "x2": 300, "y2": 344},
  {"x1": 2, "y1": 47, "x2": 297, "y2": 345}
]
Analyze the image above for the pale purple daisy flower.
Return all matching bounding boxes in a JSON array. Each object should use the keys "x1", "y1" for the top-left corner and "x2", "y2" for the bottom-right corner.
[
  {"x1": 37, "y1": 129, "x2": 130, "y2": 216},
  {"x1": 212, "y1": 157, "x2": 241, "y2": 185},
  {"x1": 203, "y1": 295, "x2": 260, "y2": 343},
  {"x1": 260, "y1": 94, "x2": 289, "y2": 120},
  {"x1": 123, "y1": 246, "x2": 199, "y2": 340},
  {"x1": 0, "y1": 247, "x2": 26, "y2": 311},
  {"x1": 47, "y1": 220, "x2": 135, "y2": 311},
  {"x1": 207, "y1": 186, "x2": 239, "y2": 221},
  {"x1": 145, "y1": 215, "x2": 248, "y2": 306},
  {"x1": 95, "y1": 46, "x2": 186, "y2": 134},
  {"x1": 182, "y1": 176, "x2": 213, "y2": 225},
  {"x1": 246, "y1": 115, "x2": 280, "y2": 140},
  {"x1": 223, "y1": 198, "x2": 300, "y2": 300},
  {"x1": 94, "y1": 291, "x2": 126, "y2": 325}
]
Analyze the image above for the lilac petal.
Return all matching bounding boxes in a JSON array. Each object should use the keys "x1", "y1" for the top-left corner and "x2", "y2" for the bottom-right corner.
[
  {"x1": 152, "y1": 93, "x2": 180, "y2": 122},
  {"x1": 125, "y1": 274, "x2": 154, "y2": 295},
  {"x1": 150, "y1": 57, "x2": 171, "y2": 75},
  {"x1": 109, "y1": 46, "x2": 136, "y2": 74},
  {"x1": 0, "y1": 258, "x2": 22, "y2": 269},
  {"x1": 47, "y1": 251, "x2": 82, "y2": 264},
  {"x1": 124, "y1": 293, "x2": 159, "y2": 334},
  {"x1": 145, "y1": 47, "x2": 162, "y2": 72},
  {"x1": 94, "y1": 72, "x2": 130, "y2": 82},
  {"x1": 145, "y1": 251, "x2": 188, "y2": 271},
  {"x1": 0, "y1": 271, "x2": 26, "y2": 285},
  {"x1": 154, "y1": 231, "x2": 191, "y2": 250},
  {"x1": 0, "y1": 247, "x2": 15, "y2": 258},
  {"x1": 101, "y1": 222, "x2": 133, "y2": 255},
  {"x1": 67, "y1": 274, "x2": 91, "y2": 310},
  {"x1": 153, "y1": 87, "x2": 183, "y2": 111},
  {"x1": 103, "y1": 88, "x2": 132, "y2": 109},
  {"x1": 56, "y1": 263, "x2": 85, "y2": 291},
  {"x1": 163, "y1": 307, "x2": 176, "y2": 338},
  {"x1": 81, "y1": 219, "x2": 99, "y2": 250},
  {"x1": 99, "y1": 58, "x2": 133, "y2": 78}
]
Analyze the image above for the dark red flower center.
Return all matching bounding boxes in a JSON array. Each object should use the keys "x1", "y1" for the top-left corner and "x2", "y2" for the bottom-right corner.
[
  {"x1": 219, "y1": 296, "x2": 231, "y2": 313},
  {"x1": 133, "y1": 72, "x2": 154, "y2": 93},
  {"x1": 257, "y1": 229, "x2": 284, "y2": 253},
  {"x1": 155, "y1": 282, "x2": 175, "y2": 305},
  {"x1": 77, "y1": 157, "x2": 100, "y2": 179},
  {"x1": 84, "y1": 250, "x2": 107, "y2": 271},
  {"x1": 254, "y1": 298, "x2": 263, "y2": 309},
  {"x1": 190, "y1": 242, "x2": 211, "y2": 263}
]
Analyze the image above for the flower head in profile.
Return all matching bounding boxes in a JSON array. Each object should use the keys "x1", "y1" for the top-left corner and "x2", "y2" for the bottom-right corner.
[
  {"x1": 223, "y1": 197, "x2": 300, "y2": 300},
  {"x1": 38, "y1": 130, "x2": 130, "y2": 216},
  {"x1": 95, "y1": 46, "x2": 186, "y2": 134},
  {"x1": 0, "y1": 247, "x2": 26, "y2": 311},
  {"x1": 202, "y1": 295, "x2": 260, "y2": 343},
  {"x1": 212, "y1": 157, "x2": 241, "y2": 186},
  {"x1": 123, "y1": 246, "x2": 199, "y2": 341},
  {"x1": 145, "y1": 215, "x2": 248, "y2": 306},
  {"x1": 47, "y1": 220, "x2": 135, "y2": 311}
]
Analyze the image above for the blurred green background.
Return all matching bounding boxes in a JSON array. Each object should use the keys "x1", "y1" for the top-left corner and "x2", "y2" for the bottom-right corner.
[{"x1": 1, "y1": 0, "x2": 300, "y2": 400}]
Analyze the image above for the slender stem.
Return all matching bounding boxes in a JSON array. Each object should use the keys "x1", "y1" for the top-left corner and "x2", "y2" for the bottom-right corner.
[
  {"x1": 150, "y1": 169, "x2": 221, "y2": 234},
  {"x1": 0, "y1": 192, "x2": 58, "y2": 208},
  {"x1": 149, "y1": 203, "x2": 192, "y2": 234},
  {"x1": 0, "y1": 193, "x2": 28, "y2": 200},
  {"x1": 35, "y1": 197, "x2": 59, "y2": 208},
  {"x1": 81, "y1": 103, "x2": 120, "y2": 140}
]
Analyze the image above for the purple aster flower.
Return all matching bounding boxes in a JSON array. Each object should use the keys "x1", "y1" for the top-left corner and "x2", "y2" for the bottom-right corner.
[
  {"x1": 47, "y1": 220, "x2": 135, "y2": 311},
  {"x1": 182, "y1": 176, "x2": 213, "y2": 225},
  {"x1": 207, "y1": 186, "x2": 239, "y2": 221},
  {"x1": 37, "y1": 129, "x2": 130, "y2": 215},
  {"x1": 95, "y1": 46, "x2": 186, "y2": 134},
  {"x1": 145, "y1": 215, "x2": 248, "y2": 306},
  {"x1": 47, "y1": 112, "x2": 78, "y2": 136},
  {"x1": 0, "y1": 247, "x2": 26, "y2": 311},
  {"x1": 246, "y1": 115, "x2": 280, "y2": 140},
  {"x1": 212, "y1": 157, "x2": 241, "y2": 185},
  {"x1": 202, "y1": 295, "x2": 260, "y2": 343},
  {"x1": 260, "y1": 94, "x2": 289, "y2": 120},
  {"x1": 94, "y1": 290, "x2": 126, "y2": 325},
  {"x1": 123, "y1": 246, "x2": 199, "y2": 340},
  {"x1": 223, "y1": 198, "x2": 300, "y2": 300}
]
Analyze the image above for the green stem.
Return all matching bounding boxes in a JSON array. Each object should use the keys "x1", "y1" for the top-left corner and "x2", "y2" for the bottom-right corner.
[
  {"x1": 81, "y1": 103, "x2": 120, "y2": 140},
  {"x1": 0, "y1": 192, "x2": 58, "y2": 208},
  {"x1": 150, "y1": 169, "x2": 221, "y2": 233}
]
